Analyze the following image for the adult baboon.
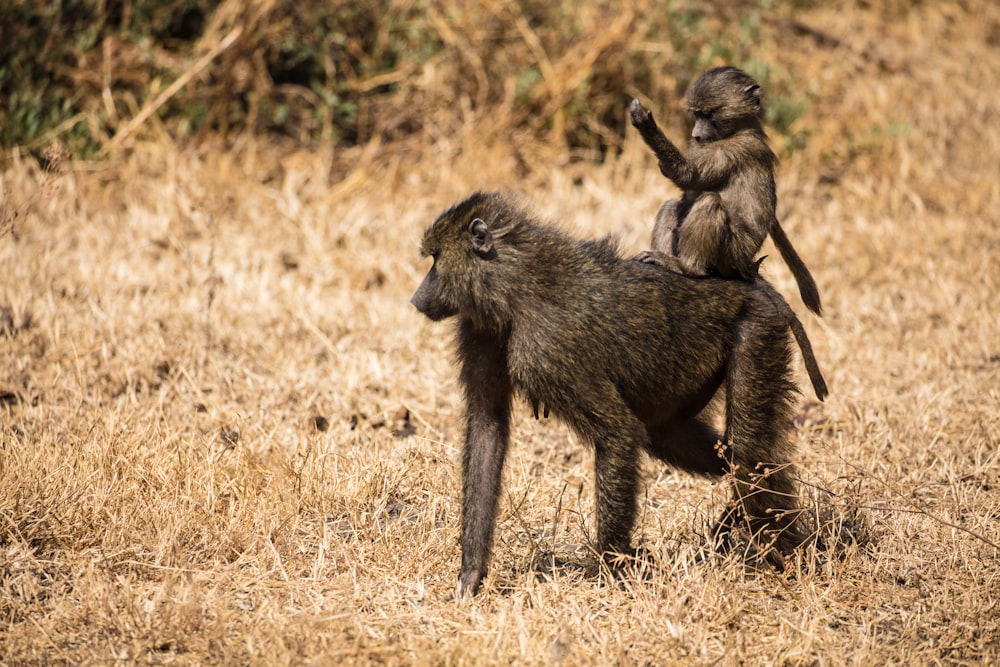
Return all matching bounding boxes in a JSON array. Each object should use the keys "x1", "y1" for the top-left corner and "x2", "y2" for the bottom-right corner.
[
  {"x1": 630, "y1": 66, "x2": 822, "y2": 315},
  {"x1": 411, "y1": 192, "x2": 821, "y2": 597}
]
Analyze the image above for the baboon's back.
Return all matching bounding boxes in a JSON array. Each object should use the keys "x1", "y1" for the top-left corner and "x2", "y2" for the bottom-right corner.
[{"x1": 503, "y1": 237, "x2": 750, "y2": 417}]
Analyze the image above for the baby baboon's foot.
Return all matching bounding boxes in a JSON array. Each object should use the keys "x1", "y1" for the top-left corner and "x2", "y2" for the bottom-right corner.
[{"x1": 633, "y1": 250, "x2": 688, "y2": 274}]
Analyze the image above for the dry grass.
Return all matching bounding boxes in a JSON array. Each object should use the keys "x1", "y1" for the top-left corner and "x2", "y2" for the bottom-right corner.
[{"x1": 2, "y1": 3, "x2": 999, "y2": 665}]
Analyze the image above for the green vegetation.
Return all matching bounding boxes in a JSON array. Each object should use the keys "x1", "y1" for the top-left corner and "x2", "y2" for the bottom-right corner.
[{"x1": 1, "y1": 0, "x2": 823, "y2": 158}]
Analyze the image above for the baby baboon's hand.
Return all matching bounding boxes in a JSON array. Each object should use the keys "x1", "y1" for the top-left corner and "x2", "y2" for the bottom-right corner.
[{"x1": 629, "y1": 99, "x2": 654, "y2": 130}]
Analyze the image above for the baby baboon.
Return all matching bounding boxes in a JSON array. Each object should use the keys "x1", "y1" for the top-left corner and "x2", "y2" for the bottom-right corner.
[
  {"x1": 630, "y1": 66, "x2": 822, "y2": 315},
  {"x1": 411, "y1": 191, "x2": 821, "y2": 597}
]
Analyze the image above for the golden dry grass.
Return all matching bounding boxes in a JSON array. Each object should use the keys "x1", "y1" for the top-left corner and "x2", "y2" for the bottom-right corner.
[{"x1": 2, "y1": 3, "x2": 999, "y2": 665}]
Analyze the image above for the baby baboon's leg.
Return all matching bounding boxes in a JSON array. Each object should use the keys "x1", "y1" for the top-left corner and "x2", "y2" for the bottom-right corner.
[
  {"x1": 635, "y1": 200, "x2": 683, "y2": 269},
  {"x1": 651, "y1": 199, "x2": 679, "y2": 254},
  {"x1": 675, "y1": 192, "x2": 727, "y2": 276}
]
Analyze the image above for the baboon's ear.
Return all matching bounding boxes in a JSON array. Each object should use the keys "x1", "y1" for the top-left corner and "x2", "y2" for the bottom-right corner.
[
  {"x1": 469, "y1": 218, "x2": 494, "y2": 258},
  {"x1": 743, "y1": 83, "x2": 762, "y2": 112}
]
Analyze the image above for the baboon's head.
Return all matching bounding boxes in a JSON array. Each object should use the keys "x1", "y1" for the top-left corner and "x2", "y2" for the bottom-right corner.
[
  {"x1": 686, "y1": 66, "x2": 763, "y2": 143},
  {"x1": 410, "y1": 191, "x2": 521, "y2": 328}
]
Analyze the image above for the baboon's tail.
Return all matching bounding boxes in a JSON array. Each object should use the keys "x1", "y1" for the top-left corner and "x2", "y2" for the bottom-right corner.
[
  {"x1": 771, "y1": 220, "x2": 822, "y2": 316},
  {"x1": 757, "y1": 278, "x2": 829, "y2": 402},
  {"x1": 787, "y1": 313, "x2": 829, "y2": 402}
]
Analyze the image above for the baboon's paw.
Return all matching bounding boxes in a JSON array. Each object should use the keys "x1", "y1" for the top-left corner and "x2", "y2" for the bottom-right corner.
[{"x1": 629, "y1": 99, "x2": 654, "y2": 129}]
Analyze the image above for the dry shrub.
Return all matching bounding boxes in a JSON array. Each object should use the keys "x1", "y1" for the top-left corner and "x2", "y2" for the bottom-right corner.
[{"x1": 4, "y1": 0, "x2": 846, "y2": 161}]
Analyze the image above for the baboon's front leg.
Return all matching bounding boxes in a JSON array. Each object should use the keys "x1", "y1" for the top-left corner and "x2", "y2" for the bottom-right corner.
[{"x1": 456, "y1": 325, "x2": 513, "y2": 597}]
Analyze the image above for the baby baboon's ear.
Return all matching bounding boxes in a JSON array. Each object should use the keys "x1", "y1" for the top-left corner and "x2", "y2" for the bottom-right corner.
[
  {"x1": 469, "y1": 218, "x2": 494, "y2": 258},
  {"x1": 742, "y1": 82, "x2": 762, "y2": 113}
]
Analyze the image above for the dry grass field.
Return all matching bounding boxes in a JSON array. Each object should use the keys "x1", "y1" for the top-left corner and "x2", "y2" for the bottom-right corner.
[{"x1": 2, "y1": 3, "x2": 999, "y2": 665}]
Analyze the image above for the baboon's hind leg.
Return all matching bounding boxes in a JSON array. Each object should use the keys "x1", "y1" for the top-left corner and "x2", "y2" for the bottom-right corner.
[{"x1": 719, "y1": 297, "x2": 805, "y2": 558}]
